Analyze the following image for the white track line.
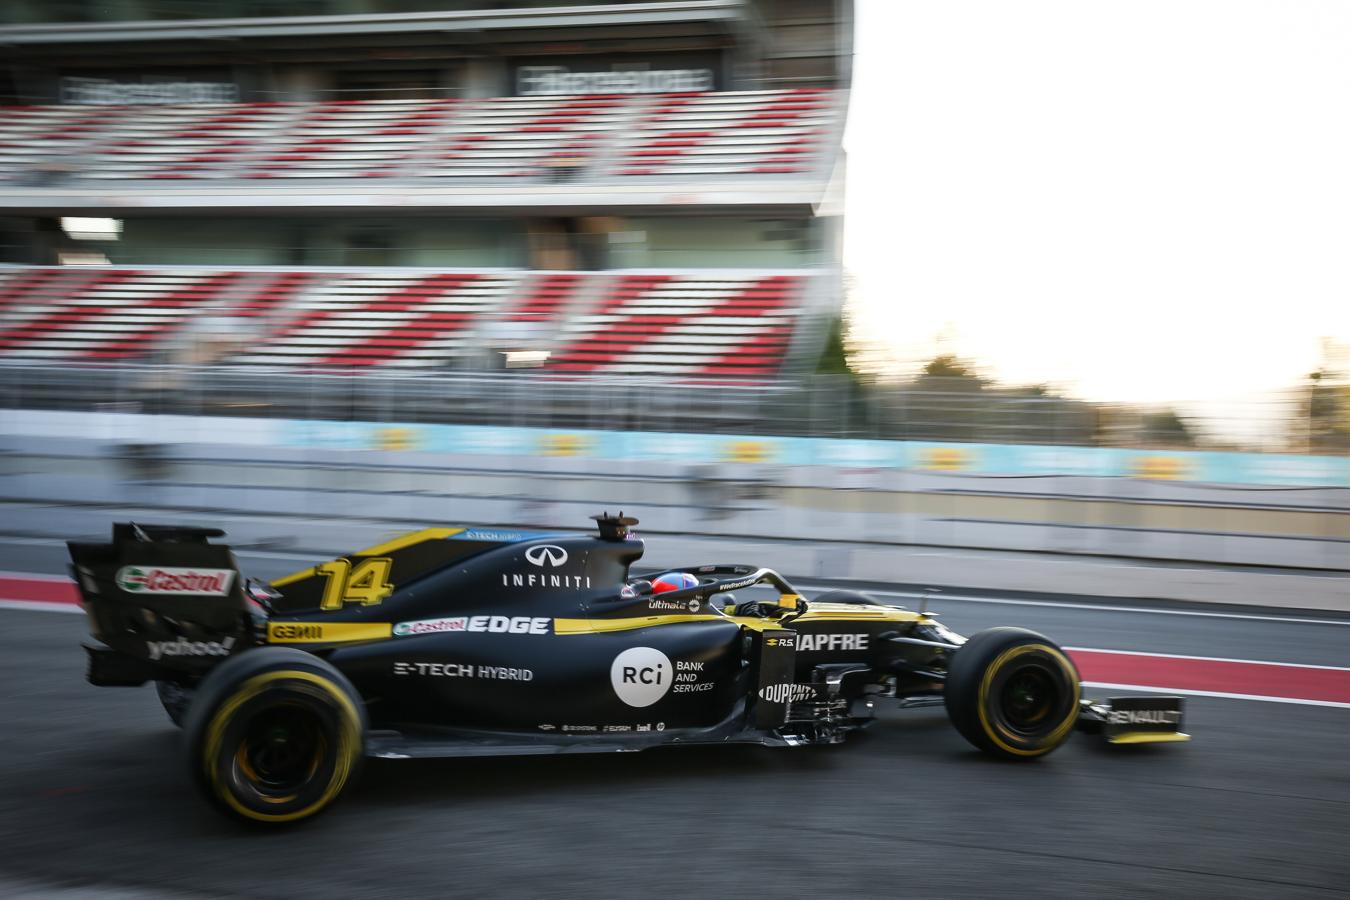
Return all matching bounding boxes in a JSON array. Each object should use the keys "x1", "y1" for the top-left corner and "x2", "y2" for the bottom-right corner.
[
  {"x1": 1, "y1": 572, "x2": 1347, "y2": 628},
  {"x1": 3, "y1": 595, "x2": 1348, "y2": 707},
  {"x1": 0, "y1": 598, "x2": 81, "y2": 613},
  {"x1": 795, "y1": 583, "x2": 1350, "y2": 627},
  {"x1": 0, "y1": 536, "x2": 320, "y2": 563},
  {"x1": 1066, "y1": 646, "x2": 1350, "y2": 672},
  {"x1": 0, "y1": 568, "x2": 73, "y2": 582},
  {"x1": 9, "y1": 534, "x2": 1350, "y2": 624},
  {"x1": 1081, "y1": 682, "x2": 1350, "y2": 709}
]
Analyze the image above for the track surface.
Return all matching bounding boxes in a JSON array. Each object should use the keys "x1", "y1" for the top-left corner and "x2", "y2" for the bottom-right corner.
[{"x1": 2, "y1": 540, "x2": 1349, "y2": 898}]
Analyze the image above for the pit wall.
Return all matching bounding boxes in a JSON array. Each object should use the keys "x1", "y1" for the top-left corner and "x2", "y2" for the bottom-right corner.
[
  {"x1": 2, "y1": 411, "x2": 1348, "y2": 607},
  {"x1": 7, "y1": 410, "x2": 1348, "y2": 487}
]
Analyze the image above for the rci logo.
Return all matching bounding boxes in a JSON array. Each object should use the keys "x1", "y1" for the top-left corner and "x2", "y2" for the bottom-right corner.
[
  {"x1": 610, "y1": 647, "x2": 672, "y2": 708},
  {"x1": 524, "y1": 544, "x2": 568, "y2": 568}
]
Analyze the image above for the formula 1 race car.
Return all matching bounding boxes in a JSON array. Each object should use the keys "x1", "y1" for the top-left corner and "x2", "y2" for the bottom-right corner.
[{"x1": 69, "y1": 514, "x2": 1188, "y2": 825}]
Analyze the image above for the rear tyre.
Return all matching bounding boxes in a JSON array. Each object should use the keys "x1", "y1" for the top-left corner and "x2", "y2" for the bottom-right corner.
[
  {"x1": 182, "y1": 648, "x2": 366, "y2": 825},
  {"x1": 155, "y1": 680, "x2": 193, "y2": 728},
  {"x1": 944, "y1": 627, "x2": 1080, "y2": 759}
]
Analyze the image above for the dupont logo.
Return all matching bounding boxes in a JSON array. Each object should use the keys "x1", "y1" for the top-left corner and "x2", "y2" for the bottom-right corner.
[
  {"x1": 758, "y1": 684, "x2": 817, "y2": 704},
  {"x1": 115, "y1": 566, "x2": 235, "y2": 596}
]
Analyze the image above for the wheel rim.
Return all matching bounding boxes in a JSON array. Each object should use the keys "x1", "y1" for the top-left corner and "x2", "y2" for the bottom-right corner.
[
  {"x1": 233, "y1": 703, "x2": 327, "y2": 801},
  {"x1": 204, "y1": 670, "x2": 362, "y2": 823},
  {"x1": 998, "y1": 664, "x2": 1062, "y2": 734},
  {"x1": 975, "y1": 643, "x2": 1080, "y2": 755}
]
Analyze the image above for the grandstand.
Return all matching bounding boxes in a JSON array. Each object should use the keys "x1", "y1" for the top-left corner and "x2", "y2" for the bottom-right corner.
[
  {"x1": 0, "y1": 1, "x2": 850, "y2": 397},
  {"x1": 0, "y1": 91, "x2": 840, "y2": 183},
  {"x1": 0, "y1": 265, "x2": 820, "y2": 377}
]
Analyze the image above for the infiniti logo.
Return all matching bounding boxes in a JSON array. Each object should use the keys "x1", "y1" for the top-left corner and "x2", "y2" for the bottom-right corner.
[{"x1": 525, "y1": 544, "x2": 568, "y2": 568}]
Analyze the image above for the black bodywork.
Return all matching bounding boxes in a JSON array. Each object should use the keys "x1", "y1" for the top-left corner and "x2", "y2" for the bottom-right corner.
[{"x1": 71, "y1": 516, "x2": 1186, "y2": 759}]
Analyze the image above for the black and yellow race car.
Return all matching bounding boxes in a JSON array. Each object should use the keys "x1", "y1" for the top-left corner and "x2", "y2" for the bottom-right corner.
[{"x1": 69, "y1": 514, "x2": 1187, "y2": 825}]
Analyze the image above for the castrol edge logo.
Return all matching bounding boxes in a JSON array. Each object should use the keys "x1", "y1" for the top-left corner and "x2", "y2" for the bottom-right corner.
[{"x1": 115, "y1": 566, "x2": 235, "y2": 596}]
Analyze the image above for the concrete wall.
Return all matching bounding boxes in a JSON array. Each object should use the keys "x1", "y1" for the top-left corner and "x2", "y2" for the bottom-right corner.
[
  {"x1": 2, "y1": 409, "x2": 1347, "y2": 613},
  {"x1": 2, "y1": 428, "x2": 1346, "y2": 574}
]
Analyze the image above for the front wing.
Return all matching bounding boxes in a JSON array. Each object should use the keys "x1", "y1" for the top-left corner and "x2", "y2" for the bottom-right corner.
[{"x1": 1077, "y1": 695, "x2": 1191, "y2": 745}]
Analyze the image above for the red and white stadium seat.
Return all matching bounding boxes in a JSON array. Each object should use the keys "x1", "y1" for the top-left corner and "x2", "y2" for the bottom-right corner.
[
  {"x1": 544, "y1": 272, "x2": 805, "y2": 378},
  {"x1": 616, "y1": 89, "x2": 838, "y2": 177},
  {"x1": 0, "y1": 90, "x2": 840, "y2": 183},
  {"x1": 224, "y1": 271, "x2": 522, "y2": 368},
  {"x1": 418, "y1": 96, "x2": 630, "y2": 180},
  {"x1": 0, "y1": 268, "x2": 249, "y2": 361},
  {"x1": 0, "y1": 266, "x2": 812, "y2": 376},
  {"x1": 507, "y1": 272, "x2": 587, "y2": 324}
]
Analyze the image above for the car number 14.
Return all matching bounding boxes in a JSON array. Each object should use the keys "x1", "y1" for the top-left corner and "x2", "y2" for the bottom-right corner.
[{"x1": 314, "y1": 557, "x2": 395, "y2": 609}]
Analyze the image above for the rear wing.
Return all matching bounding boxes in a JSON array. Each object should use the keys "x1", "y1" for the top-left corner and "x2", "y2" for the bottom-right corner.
[{"x1": 68, "y1": 522, "x2": 255, "y2": 674}]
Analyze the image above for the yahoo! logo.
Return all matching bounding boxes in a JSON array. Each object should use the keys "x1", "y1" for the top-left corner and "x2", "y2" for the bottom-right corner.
[{"x1": 525, "y1": 545, "x2": 568, "y2": 568}]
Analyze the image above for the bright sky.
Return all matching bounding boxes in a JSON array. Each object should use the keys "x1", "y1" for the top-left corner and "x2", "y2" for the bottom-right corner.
[{"x1": 843, "y1": 1, "x2": 1350, "y2": 435}]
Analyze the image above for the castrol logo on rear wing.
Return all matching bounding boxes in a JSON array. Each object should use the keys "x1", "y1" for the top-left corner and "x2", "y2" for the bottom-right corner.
[{"x1": 116, "y1": 566, "x2": 236, "y2": 596}]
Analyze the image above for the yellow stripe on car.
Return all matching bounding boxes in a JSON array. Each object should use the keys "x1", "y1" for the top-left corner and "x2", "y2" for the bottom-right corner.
[
  {"x1": 354, "y1": 527, "x2": 465, "y2": 557},
  {"x1": 794, "y1": 606, "x2": 923, "y2": 623},
  {"x1": 556, "y1": 604, "x2": 927, "y2": 635},
  {"x1": 267, "y1": 621, "x2": 393, "y2": 644},
  {"x1": 270, "y1": 528, "x2": 466, "y2": 588},
  {"x1": 270, "y1": 568, "x2": 316, "y2": 589},
  {"x1": 1107, "y1": 731, "x2": 1192, "y2": 745},
  {"x1": 555, "y1": 615, "x2": 724, "y2": 635}
]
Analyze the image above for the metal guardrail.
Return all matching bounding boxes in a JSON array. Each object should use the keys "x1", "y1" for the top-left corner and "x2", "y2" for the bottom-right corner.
[
  {"x1": 0, "y1": 364, "x2": 798, "y2": 436},
  {"x1": 0, "y1": 363, "x2": 1312, "y2": 450}
]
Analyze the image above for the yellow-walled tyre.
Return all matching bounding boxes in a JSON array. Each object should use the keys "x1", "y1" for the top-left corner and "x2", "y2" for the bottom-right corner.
[
  {"x1": 182, "y1": 648, "x2": 366, "y2": 825},
  {"x1": 944, "y1": 627, "x2": 1081, "y2": 759}
]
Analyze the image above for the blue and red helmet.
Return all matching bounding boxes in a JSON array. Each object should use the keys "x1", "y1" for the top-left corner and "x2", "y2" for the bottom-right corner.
[{"x1": 651, "y1": 572, "x2": 699, "y2": 594}]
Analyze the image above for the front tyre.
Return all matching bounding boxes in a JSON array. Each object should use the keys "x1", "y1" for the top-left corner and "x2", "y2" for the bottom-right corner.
[
  {"x1": 944, "y1": 627, "x2": 1080, "y2": 759},
  {"x1": 182, "y1": 648, "x2": 366, "y2": 825}
]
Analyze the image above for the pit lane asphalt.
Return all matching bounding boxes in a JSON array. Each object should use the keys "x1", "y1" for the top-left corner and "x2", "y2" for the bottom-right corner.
[{"x1": 0, "y1": 542, "x2": 1348, "y2": 898}]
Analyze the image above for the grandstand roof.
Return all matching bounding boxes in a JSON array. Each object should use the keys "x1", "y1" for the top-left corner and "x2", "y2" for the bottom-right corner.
[{"x1": 0, "y1": 2, "x2": 744, "y2": 46}]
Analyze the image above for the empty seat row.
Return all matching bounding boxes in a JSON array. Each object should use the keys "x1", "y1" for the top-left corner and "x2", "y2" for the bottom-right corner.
[
  {"x1": 0, "y1": 90, "x2": 840, "y2": 184},
  {"x1": 230, "y1": 272, "x2": 523, "y2": 368},
  {"x1": 0, "y1": 266, "x2": 814, "y2": 378},
  {"x1": 543, "y1": 273, "x2": 803, "y2": 378},
  {"x1": 616, "y1": 89, "x2": 838, "y2": 178}
]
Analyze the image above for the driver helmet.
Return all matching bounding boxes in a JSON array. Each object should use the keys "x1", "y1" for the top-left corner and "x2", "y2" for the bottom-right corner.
[{"x1": 651, "y1": 572, "x2": 699, "y2": 594}]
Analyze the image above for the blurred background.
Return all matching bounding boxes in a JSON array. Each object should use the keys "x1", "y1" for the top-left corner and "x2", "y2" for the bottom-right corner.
[
  {"x1": 0, "y1": 0, "x2": 1346, "y2": 601},
  {"x1": 2, "y1": 5, "x2": 1350, "y2": 897}
]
